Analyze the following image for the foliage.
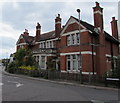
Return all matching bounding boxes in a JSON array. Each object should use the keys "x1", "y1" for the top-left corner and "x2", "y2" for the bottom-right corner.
[
  {"x1": 7, "y1": 62, "x2": 17, "y2": 73},
  {"x1": 7, "y1": 48, "x2": 37, "y2": 76},
  {"x1": 24, "y1": 51, "x2": 36, "y2": 66},
  {"x1": 106, "y1": 55, "x2": 120, "y2": 78},
  {"x1": 15, "y1": 48, "x2": 36, "y2": 66},
  {"x1": 18, "y1": 65, "x2": 37, "y2": 71},
  {"x1": 15, "y1": 48, "x2": 27, "y2": 66},
  {"x1": 46, "y1": 57, "x2": 56, "y2": 71}
]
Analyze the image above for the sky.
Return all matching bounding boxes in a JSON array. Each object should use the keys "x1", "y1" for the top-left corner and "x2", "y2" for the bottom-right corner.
[{"x1": 0, "y1": 0, "x2": 119, "y2": 59}]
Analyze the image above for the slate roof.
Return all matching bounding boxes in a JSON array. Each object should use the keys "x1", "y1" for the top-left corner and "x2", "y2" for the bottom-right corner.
[
  {"x1": 72, "y1": 16, "x2": 119, "y2": 44},
  {"x1": 20, "y1": 16, "x2": 119, "y2": 45},
  {"x1": 39, "y1": 31, "x2": 55, "y2": 41},
  {"x1": 21, "y1": 30, "x2": 55, "y2": 45},
  {"x1": 22, "y1": 34, "x2": 35, "y2": 45}
]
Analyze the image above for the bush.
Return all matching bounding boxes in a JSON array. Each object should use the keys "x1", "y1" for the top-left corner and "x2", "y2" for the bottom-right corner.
[
  {"x1": 18, "y1": 65, "x2": 37, "y2": 71},
  {"x1": 18, "y1": 65, "x2": 39, "y2": 77},
  {"x1": 7, "y1": 62, "x2": 17, "y2": 73}
]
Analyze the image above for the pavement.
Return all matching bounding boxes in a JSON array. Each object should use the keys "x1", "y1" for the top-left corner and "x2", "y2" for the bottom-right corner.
[{"x1": 2, "y1": 67, "x2": 119, "y2": 91}]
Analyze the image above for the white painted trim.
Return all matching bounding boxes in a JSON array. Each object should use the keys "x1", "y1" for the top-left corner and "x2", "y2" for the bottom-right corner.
[
  {"x1": 106, "y1": 54, "x2": 118, "y2": 59},
  {"x1": 82, "y1": 72, "x2": 97, "y2": 75},
  {"x1": 113, "y1": 56, "x2": 118, "y2": 59},
  {"x1": 106, "y1": 54, "x2": 111, "y2": 57},
  {"x1": 61, "y1": 70, "x2": 67, "y2": 73},
  {"x1": 82, "y1": 51, "x2": 96, "y2": 55},
  {"x1": 35, "y1": 42, "x2": 40, "y2": 44},
  {"x1": 62, "y1": 29, "x2": 88, "y2": 37},
  {"x1": 55, "y1": 21, "x2": 61, "y2": 24},
  {"x1": 94, "y1": 10, "x2": 103, "y2": 15},
  {"x1": 35, "y1": 38, "x2": 58, "y2": 44},
  {"x1": 60, "y1": 52, "x2": 79, "y2": 56},
  {"x1": 46, "y1": 38, "x2": 58, "y2": 42},
  {"x1": 60, "y1": 51, "x2": 96, "y2": 56},
  {"x1": 16, "y1": 34, "x2": 23, "y2": 45},
  {"x1": 47, "y1": 54, "x2": 56, "y2": 56},
  {"x1": 36, "y1": 28, "x2": 41, "y2": 30},
  {"x1": 60, "y1": 71, "x2": 97, "y2": 75},
  {"x1": 60, "y1": 17, "x2": 87, "y2": 36},
  {"x1": 17, "y1": 43, "x2": 28, "y2": 46}
]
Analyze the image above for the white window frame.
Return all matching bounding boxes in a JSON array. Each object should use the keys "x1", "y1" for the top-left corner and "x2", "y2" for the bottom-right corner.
[
  {"x1": 40, "y1": 56, "x2": 46, "y2": 69},
  {"x1": 66, "y1": 54, "x2": 81, "y2": 72},
  {"x1": 76, "y1": 33, "x2": 80, "y2": 44},
  {"x1": 67, "y1": 35, "x2": 71, "y2": 46},
  {"x1": 71, "y1": 34, "x2": 75, "y2": 45},
  {"x1": 66, "y1": 55, "x2": 71, "y2": 71},
  {"x1": 71, "y1": 55, "x2": 77, "y2": 71}
]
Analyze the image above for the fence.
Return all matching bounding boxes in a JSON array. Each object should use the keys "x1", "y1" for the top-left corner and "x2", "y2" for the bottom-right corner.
[{"x1": 39, "y1": 70, "x2": 105, "y2": 84}]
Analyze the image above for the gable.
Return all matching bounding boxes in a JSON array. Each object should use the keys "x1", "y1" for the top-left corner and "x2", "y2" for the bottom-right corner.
[
  {"x1": 16, "y1": 34, "x2": 26, "y2": 45},
  {"x1": 60, "y1": 16, "x2": 87, "y2": 35}
]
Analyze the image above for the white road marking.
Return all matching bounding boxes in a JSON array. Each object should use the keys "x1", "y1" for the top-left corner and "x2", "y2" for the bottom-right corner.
[
  {"x1": 13, "y1": 77, "x2": 18, "y2": 79},
  {"x1": 0, "y1": 83, "x2": 3, "y2": 86},
  {"x1": 8, "y1": 81, "x2": 23, "y2": 88}
]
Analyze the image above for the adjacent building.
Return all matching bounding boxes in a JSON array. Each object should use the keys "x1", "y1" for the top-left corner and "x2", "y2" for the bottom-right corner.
[{"x1": 16, "y1": 2, "x2": 119, "y2": 77}]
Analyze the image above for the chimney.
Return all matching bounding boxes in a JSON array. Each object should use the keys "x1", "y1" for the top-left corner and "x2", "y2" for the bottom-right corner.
[
  {"x1": 35, "y1": 22, "x2": 41, "y2": 42},
  {"x1": 93, "y1": 2, "x2": 106, "y2": 76},
  {"x1": 55, "y1": 14, "x2": 61, "y2": 37},
  {"x1": 93, "y1": 2, "x2": 103, "y2": 30},
  {"x1": 23, "y1": 29, "x2": 29, "y2": 36},
  {"x1": 111, "y1": 17, "x2": 118, "y2": 39}
]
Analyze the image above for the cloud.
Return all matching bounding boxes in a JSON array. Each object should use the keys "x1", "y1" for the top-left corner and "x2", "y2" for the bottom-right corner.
[
  {"x1": 0, "y1": 23, "x2": 21, "y2": 40},
  {"x1": 0, "y1": 1, "x2": 118, "y2": 59},
  {"x1": 0, "y1": 23, "x2": 20, "y2": 59}
]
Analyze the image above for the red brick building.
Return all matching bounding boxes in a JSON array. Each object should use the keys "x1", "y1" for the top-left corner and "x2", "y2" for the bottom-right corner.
[{"x1": 16, "y1": 2, "x2": 119, "y2": 76}]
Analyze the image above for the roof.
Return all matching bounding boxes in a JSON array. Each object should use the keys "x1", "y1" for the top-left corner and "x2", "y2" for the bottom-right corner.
[
  {"x1": 20, "y1": 30, "x2": 55, "y2": 45},
  {"x1": 72, "y1": 16, "x2": 119, "y2": 44},
  {"x1": 22, "y1": 34, "x2": 35, "y2": 45},
  {"x1": 39, "y1": 31, "x2": 55, "y2": 41}
]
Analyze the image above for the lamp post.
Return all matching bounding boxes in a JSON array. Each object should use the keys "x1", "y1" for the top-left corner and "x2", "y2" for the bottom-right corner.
[{"x1": 77, "y1": 9, "x2": 82, "y2": 84}]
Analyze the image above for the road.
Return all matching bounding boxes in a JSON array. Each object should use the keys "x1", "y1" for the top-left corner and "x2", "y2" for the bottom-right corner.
[{"x1": 1, "y1": 67, "x2": 119, "y2": 102}]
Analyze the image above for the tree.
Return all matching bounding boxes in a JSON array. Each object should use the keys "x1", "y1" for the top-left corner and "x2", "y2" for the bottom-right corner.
[
  {"x1": 15, "y1": 48, "x2": 27, "y2": 66},
  {"x1": 15, "y1": 48, "x2": 36, "y2": 67},
  {"x1": 25, "y1": 50, "x2": 36, "y2": 66}
]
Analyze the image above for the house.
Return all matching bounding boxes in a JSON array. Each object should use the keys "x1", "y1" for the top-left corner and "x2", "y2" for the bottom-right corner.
[{"x1": 16, "y1": 2, "x2": 119, "y2": 77}]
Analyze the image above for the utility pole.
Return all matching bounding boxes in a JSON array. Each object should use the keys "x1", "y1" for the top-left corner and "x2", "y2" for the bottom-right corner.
[{"x1": 77, "y1": 9, "x2": 82, "y2": 84}]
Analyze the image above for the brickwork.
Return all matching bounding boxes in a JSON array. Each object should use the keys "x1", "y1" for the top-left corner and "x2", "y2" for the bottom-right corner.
[{"x1": 16, "y1": 2, "x2": 119, "y2": 77}]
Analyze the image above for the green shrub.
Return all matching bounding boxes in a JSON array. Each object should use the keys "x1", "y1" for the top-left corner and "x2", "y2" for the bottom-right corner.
[
  {"x1": 18, "y1": 65, "x2": 37, "y2": 71},
  {"x1": 7, "y1": 62, "x2": 17, "y2": 73}
]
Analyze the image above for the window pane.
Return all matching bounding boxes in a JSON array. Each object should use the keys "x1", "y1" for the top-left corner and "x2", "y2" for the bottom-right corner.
[
  {"x1": 76, "y1": 33, "x2": 80, "y2": 44},
  {"x1": 50, "y1": 41, "x2": 52, "y2": 48},
  {"x1": 44, "y1": 42, "x2": 46, "y2": 48},
  {"x1": 41, "y1": 56, "x2": 45, "y2": 68},
  {"x1": 67, "y1": 35, "x2": 71, "y2": 46},
  {"x1": 72, "y1": 55, "x2": 76, "y2": 59},
  {"x1": 67, "y1": 55, "x2": 70, "y2": 59},
  {"x1": 67, "y1": 55, "x2": 70, "y2": 70},
  {"x1": 77, "y1": 55, "x2": 81, "y2": 70},
  {"x1": 67, "y1": 61, "x2": 70, "y2": 70},
  {"x1": 71, "y1": 34, "x2": 75, "y2": 45},
  {"x1": 72, "y1": 60, "x2": 76, "y2": 70}
]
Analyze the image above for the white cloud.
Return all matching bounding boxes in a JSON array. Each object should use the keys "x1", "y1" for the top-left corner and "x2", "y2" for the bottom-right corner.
[
  {"x1": 0, "y1": 23, "x2": 21, "y2": 40},
  {"x1": 0, "y1": 23, "x2": 21, "y2": 59}
]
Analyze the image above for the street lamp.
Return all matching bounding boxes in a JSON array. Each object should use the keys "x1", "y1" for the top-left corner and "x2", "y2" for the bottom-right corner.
[{"x1": 77, "y1": 9, "x2": 82, "y2": 84}]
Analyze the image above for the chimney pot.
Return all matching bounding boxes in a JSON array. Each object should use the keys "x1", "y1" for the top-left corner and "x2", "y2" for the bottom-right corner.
[
  {"x1": 96, "y1": 2, "x2": 99, "y2": 7},
  {"x1": 25, "y1": 29, "x2": 28, "y2": 33},
  {"x1": 58, "y1": 14, "x2": 60, "y2": 17},
  {"x1": 112, "y1": 17, "x2": 115, "y2": 21}
]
